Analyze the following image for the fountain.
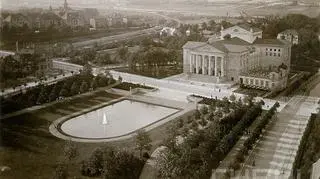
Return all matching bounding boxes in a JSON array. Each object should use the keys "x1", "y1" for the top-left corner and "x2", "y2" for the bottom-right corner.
[
  {"x1": 59, "y1": 100, "x2": 180, "y2": 139},
  {"x1": 102, "y1": 112, "x2": 108, "y2": 125}
]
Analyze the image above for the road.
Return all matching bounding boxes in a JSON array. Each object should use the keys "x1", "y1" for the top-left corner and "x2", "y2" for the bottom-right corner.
[
  {"x1": 0, "y1": 72, "x2": 77, "y2": 98},
  {"x1": 72, "y1": 26, "x2": 162, "y2": 48}
]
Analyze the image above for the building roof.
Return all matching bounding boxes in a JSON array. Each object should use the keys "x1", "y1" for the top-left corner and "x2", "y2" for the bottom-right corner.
[
  {"x1": 40, "y1": 12, "x2": 62, "y2": 20},
  {"x1": 278, "y1": 29, "x2": 298, "y2": 36},
  {"x1": 223, "y1": 23, "x2": 262, "y2": 33},
  {"x1": 182, "y1": 41, "x2": 206, "y2": 49},
  {"x1": 223, "y1": 44, "x2": 248, "y2": 53},
  {"x1": 219, "y1": 37, "x2": 250, "y2": 46},
  {"x1": 253, "y1": 38, "x2": 289, "y2": 45},
  {"x1": 183, "y1": 37, "x2": 250, "y2": 53}
]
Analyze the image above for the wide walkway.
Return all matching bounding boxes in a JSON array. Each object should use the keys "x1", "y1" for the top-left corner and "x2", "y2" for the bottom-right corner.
[{"x1": 238, "y1": 96, "x2": 319, "y2": 178}]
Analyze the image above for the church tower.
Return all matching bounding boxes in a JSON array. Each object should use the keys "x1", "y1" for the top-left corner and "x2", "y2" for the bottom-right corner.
[{"x1": 64, "y1": 0, "x2": 68, "y2": 11}]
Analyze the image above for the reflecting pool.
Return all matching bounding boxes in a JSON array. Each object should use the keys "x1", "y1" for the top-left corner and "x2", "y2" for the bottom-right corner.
[{"x1": 60, "y1": 100, "x2": 179, "y2": 139}]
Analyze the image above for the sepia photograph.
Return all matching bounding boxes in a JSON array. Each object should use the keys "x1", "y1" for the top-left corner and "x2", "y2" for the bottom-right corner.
[{"x1": 0, "y1": 0, "x2": 320, "y2": 178}]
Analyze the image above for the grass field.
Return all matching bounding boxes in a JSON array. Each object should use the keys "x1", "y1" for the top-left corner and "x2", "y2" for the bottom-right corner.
[{"x1": 0, "y1": 90, "x2": 184, "y2": 178}]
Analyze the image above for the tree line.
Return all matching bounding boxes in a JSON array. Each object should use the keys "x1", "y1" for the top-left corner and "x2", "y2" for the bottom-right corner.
[
  {"x1": 1, "y1": 73, "x2": 115, "y2": 114},
  {"x1": 156, "y1": 95, "x2": 263, "y2": 178}
]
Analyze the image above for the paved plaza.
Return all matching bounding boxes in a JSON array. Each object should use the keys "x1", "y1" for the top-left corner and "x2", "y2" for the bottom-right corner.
[{"x1": 110, "y1": 71, "x2": 287, "y2": 111}]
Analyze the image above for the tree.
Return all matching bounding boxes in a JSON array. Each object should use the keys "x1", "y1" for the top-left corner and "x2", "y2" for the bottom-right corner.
[
  {"x1": 79, "y1": 81, "x2": 88, "y2": 93},
  {"x1": 53, "y1": 163, "x2": 68, "y2": 179},
  {"x1": 59, "y1": 88, "x2": 69, "y2": 97},
  {"x1": 98, "y1": 76, "x2": 108, "y2": 87},
  {"x1": 208, "y1": 19, "x2": 216, "y2": 30},
  {"x1": 90, "y1": 78, "x2": 98, "y2": 90},
  {"x1": 37, "y1": 86, "x2": 48, "y2": 104},
  {"x1": 64, "y1": 140, "x2": 78, "y2": 161},
  {"x1": 201, "y1": 22, "x2": 208, "y2": 30},
  {"x1": 135, "y1": 130, "x2": 152, "y2": 158},
  {"x1": 194, "y1": 109, "x2": 201, "y2": 119},
  {"x1": 82, "y1": 63, "x2": 92, "y2": 76},
  {"x1": 229, "y1": 94, "x2": 236, "y2": 103},
  {"x1": 70, "y1": 82, "x2": 79, "y2": 95},
  {"x1": 200, "y1": 105, "x2": 208, "y2": 115},
  {"x1": 118, "y1": 46, "x2": 128, "y2": 59},
  {"x1": 103, "y1": 150, "x2": 144, "y2": 179},
  {"x1": 81, "y1": 147, "x2": 108, "y2": 177}
]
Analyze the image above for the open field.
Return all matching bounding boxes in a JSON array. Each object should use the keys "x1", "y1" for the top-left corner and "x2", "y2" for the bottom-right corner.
[{"x1": 123, "y1": 2, "x2": 320, "y2": 18}]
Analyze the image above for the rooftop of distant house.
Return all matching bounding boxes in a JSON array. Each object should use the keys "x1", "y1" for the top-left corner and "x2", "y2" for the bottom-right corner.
[
  {"x1": 278, "y1": 29, "x2": 299, "y2": 36},
  {"x1": 223, "y1": 23, "x2": 262, "y2": 33}
]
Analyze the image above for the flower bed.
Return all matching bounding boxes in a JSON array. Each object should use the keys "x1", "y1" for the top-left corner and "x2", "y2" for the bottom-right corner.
[{"x1": 112, "y1": 82, "x2": 154, "y2": 91}]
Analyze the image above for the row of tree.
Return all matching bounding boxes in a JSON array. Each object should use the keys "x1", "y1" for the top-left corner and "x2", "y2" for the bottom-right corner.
[
  {"x1": 1, "y1": 73, "x2": 115, "y2": 114},
  {"x1": 157, "y1": 95, "x2": 257, "y2": 178},
  {"x1": 226, "y1": 102, "x2": 279, "y2": 174}
]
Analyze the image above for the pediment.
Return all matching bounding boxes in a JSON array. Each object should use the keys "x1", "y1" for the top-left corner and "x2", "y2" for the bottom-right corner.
[{"x1": 194, "y1": 44, "x2": 225, "y2": 53}]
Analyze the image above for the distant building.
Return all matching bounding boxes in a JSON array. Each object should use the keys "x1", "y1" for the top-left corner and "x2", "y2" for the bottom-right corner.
[
  {"x1": 220, "y1": 23, "x2": 263, "y2": 43},
  {"x1": 56, "y1": 0, "x2": 86, "y2": 29},
  {"x1": 3, "y1": 13, "x2": 31, "y2": 28},
  {"x1": 38, "y1": 12, "x2": 64, "y2": 30},
  {"x1": 186, "y1": 29, "x2": 191, "y2": 36},
  {"x1": 183, "y1": 24, "x2": 291, "y2": 92},
  {"x1": 160, "y1": 27, "x2": 177, "y2": 36},
  {"x1": 277, "y1": 29, "x2": 299, "y2": 45},
  {"x1": 89, "y1": 18, "x2": 96, "y2": 30}
]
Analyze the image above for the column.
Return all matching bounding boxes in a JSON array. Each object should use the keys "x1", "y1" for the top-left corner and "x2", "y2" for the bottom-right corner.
[
  {"x1": 196, "y1": 55, "x2": 199, "y2": 74},
  {"x1": 202, "y1": 56, "x2": 205, "y2": 75},
  {"x1": 189, "y1": 54, "x2": 192, "y2": 73},
  {"x1": 208, "y1": 57, "x2": 212, "y2": 76},
  {"x1": 214, "y1": 56, "x2": 218, "y2": 76},
  {"x1": 221, "y1": 57, "x2": 224, "y2": 77}
]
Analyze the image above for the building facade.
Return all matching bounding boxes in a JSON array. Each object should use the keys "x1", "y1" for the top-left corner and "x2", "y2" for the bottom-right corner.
[
  {"x1": 183, "y1": 24, "x2": 291, "y2": 91},
  {"x1": 220, "y1": 23, "x2": 263, "y2": 43},
  {"x1": 277, "y1": 29, "x2": 299, "y2": 45}
]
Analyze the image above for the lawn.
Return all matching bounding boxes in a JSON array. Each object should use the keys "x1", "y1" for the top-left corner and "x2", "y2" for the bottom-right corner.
[{"x1": 0, "y1": 90, "x2": 183, "y2": 178}]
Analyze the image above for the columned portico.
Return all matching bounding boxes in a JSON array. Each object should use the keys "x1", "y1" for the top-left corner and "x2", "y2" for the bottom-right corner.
[{"x1": 188, "y1": 53, "x2": 224, "y2": 77}]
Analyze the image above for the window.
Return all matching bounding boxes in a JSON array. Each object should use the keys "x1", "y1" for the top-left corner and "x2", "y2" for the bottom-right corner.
[
  {"x1": 260, "y1": 80, "x2": 264, "y2": 86},
  {"x1": 278, "y1": 54, "x2": 280, "y2": 57},
  {"x1": 272, "y1": 83, "x2": 275, "y2": 87},
  {"x1": 266, "y1": 48, "x2": 268, "y2": 51},
  {"x1": 278, "y1": 49, "x2": 281, "y2": 52},
  {"x1": 250, "y1": 79, "x2": 254, "y2": 85},
  {"x1": 270, "y1": 49, "x2": 272, "y2": 51},
  {"x1": 274, "y1": 53, "x2": 276, "y2": 56},
  {"x1": 265, "y1": 81, "x2": 269, "y2": 87},
  {"x1": 269, "y1": 53, "x2": 272, "y2": 56},
  {"x1": 274, "y1": 49, "x2": 276, "y2": 51},
  {"x1": 266, "y1": 52, "x2": 268, "y2": 56},
  {"x1": 246, "y1": 78, "x2": 249, "y2": 84},
  {"x1": 255, "y1": 79, "x2": 259, "y2": 85}
]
